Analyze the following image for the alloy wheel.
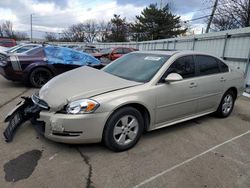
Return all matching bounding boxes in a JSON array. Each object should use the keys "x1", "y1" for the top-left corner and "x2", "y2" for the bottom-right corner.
[
  {"x1": 222, "y1": 94, "x2": 233, "y2": 115},
  {"x1": 113, "y1": 115, "x2": 139, "y2": 146},
  {"x1": 32, "y1": 70, "x2": 51, "y2": 87}
]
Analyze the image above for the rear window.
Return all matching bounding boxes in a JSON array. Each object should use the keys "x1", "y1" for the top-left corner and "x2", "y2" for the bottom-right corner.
[
  {"x1": 123, "y1": 48, "x2": 132, "y2": 54},
  {"x1": 196, "y1": 55, "x2": 220, "y2": 76},
  {"x1": 217, "y1": 59, "x2": 229, "y2": 72},
  {"x1": 113, "y1": 48, "x2": 123, "y2": 54}
]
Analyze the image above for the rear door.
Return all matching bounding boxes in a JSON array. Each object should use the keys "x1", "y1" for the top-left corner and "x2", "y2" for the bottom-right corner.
[{"x1": 194, "y1": 55, "x2": 225, "y2": 112}]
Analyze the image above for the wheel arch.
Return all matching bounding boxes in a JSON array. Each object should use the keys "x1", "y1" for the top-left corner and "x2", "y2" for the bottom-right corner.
[
  {"x1": 225, "y1": 87, "x2": 238, "y2": 99},
  {"x1": 23, "y1": 62, "x2": 56, "y2": 81},
  {"x1": 103, "y1": 102, "x2": 151, "y2": 138},
  {"x1": 26, "y1": 65, "x2": 55, "y2": 82}
]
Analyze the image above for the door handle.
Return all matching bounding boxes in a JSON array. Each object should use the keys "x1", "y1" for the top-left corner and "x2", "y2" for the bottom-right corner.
[
  {"x1": 189, "y1": 82, "x2": 197, "y2": 88},
  {"x1": 220, "y1": 77, "x2": 226, "y2": 82}
]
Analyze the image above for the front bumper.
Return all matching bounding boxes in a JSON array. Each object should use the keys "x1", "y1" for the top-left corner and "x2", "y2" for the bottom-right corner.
[
  {"x1": 4, "y1": 96, "x2": 110, "y2": 144},
  {"x1": 38, "y1": 111, "x2": 110, "y2": 144}
]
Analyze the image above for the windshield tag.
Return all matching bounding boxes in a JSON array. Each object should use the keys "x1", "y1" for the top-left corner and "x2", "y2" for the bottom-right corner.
[{"x1": 144, "y1": 56, "x2": 161, "y2": 61}]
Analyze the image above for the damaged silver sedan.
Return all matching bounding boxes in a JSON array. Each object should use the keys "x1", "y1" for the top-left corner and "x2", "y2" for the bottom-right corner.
[{"x1": 4, "y1": 51, "x2": 245, "y2": 151}]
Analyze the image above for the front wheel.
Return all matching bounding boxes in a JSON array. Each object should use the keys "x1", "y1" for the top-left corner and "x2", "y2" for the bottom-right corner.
[
  {"x1": 103, "y1": 107, "x2": 144, "y2": 152},
  {"x1": 215, "y1": 90, "x2": 236, "y2": 118}
]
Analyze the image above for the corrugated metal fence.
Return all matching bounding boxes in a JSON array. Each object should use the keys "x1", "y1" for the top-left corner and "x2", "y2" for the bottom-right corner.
[{"x1": 53, "y1": 27, "x2": 250, "y2": 86}]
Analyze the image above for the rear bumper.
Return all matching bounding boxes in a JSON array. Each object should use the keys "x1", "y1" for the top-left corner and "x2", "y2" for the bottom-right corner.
[{"x1": 38, "y1": 111, "x2": 110, "y2": 144}]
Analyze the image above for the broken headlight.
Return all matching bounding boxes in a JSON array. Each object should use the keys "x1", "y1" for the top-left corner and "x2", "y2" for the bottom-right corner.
[{"x1": 66, "y1": 99, "x2": 99, "y2": 114}]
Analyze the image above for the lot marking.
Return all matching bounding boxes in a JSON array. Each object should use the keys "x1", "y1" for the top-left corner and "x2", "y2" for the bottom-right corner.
[
  {"x1": 134, "y1": 130, "x2": 250, "y2": 188},
  {"x1": 0, "y1": 88, "x2": 30, "y2": 109}
]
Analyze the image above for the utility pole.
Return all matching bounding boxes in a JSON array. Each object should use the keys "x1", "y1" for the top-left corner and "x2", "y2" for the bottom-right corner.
[
  {"x1": 206, "y1": 0, "x2": 219, "y2": 33},
  {"x1": 30, "y1": 14, "x2": 33, "y2": 42}
]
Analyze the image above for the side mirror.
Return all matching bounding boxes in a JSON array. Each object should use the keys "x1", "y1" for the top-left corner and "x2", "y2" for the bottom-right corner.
[{"x1": 165, "y1": 73, "x2": 183, "y2": 83}]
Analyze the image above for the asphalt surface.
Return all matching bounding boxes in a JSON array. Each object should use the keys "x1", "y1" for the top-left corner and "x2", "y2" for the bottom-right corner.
[{"x1": 0, "y1": 76, "x2": 250, "y2": 188}]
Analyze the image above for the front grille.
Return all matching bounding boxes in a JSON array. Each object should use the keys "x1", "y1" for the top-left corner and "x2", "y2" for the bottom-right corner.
[{"x1": 31, "y1": 94, "x2": 49, "y2": 110}]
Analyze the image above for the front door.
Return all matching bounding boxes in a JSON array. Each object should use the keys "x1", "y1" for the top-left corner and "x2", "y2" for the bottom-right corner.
[{"x1": 154, "y1": 55, "x2": 200, "y2": 127}]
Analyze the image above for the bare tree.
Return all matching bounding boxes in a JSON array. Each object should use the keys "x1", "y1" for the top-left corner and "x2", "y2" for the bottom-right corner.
[
  {"x1": 61, "y1": 23, "x2": 85, "y2": 42},
  {"x1": 97, "y1": 21, "x2": 112, "y2": 42},
  {"x1": 15, "y1": 32, "x2": 28, "y2": 40},
  {"x1": 60, "y1": 20, "x2": 103, "y2": 42},
  {"x1": 2, "y1": 21, "x2": 15, "y2": 38},
  {"x1": 44, "y1": 32, "x2": 57, "y2": 41},
  {"x1": 83, "y1": 20, "x2": 98, "y2": 43},
  {"x1": 211, "y1": 0, "x2": 250, "y2": 31},
  {"x1": 0, "y1": 21, "x2": 28, "y2": 40}
]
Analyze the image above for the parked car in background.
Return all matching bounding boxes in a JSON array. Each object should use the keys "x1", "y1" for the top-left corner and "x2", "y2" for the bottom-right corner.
[
  {"x1": 3, "y1": 51, "x2": 245, "y2": 151},
  {"x1": 93, "y1": 47, "x2": 138, "y2": 64},
  {"x1": 0, "y1": 46, "x2": 102, "y2": 87},
  {"x1": 74, "y1": 46, "x2": 99, "y2": 55},
  {"x1": 0, "y1": 38, "x2": 16, "y2": 47}
]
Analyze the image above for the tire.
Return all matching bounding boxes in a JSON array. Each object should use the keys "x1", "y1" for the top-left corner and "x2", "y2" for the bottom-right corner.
[
  {"x1": 103, "y1": 107, "x2": 144, "y2": 152},
  {"x1": 29, "y1": 67, "x2": 53, "y2": 88},
  {"x1": 215, "y1": 90, "x2": 236, "y2": 118}
]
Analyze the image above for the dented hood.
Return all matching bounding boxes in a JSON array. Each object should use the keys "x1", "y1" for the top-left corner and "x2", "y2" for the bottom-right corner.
[{"x1": 39, "y1": 66, "x2": 141, "y2": 110}]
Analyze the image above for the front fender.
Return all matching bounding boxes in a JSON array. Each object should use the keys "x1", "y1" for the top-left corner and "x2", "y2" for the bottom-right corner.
[{"x1": 94, "y1": 88, "x2": 156, "y2": 129}]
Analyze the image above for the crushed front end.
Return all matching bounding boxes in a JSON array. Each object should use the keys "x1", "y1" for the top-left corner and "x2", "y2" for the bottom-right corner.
[
  {"x1": 4, "y1": 93, "x2": 108, "y2": 144},
  {"x1": 3, "y1": 94, "x2": 49, "y2": 142}
]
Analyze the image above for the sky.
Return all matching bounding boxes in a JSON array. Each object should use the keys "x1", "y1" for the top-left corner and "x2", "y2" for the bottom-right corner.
[{"x1": 0, "y1": 0, "x2": 212, "y2": 39}]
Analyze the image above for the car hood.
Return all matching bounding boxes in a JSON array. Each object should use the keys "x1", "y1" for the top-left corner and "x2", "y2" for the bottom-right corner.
[{"x1": 39, "y1": 66, "x2": 141, "y2": 111}]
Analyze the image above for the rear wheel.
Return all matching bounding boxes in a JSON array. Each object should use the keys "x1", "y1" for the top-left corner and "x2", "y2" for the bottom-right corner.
[
  {"x1": 215, "y1": 90, "x2": 236, "y2": 118},
  {"x1": 103, "y1": 107, "x2": 144, "y2": 152},
  {"x1": 29, "y1": 67, "x2": 53, "y2": 88}
]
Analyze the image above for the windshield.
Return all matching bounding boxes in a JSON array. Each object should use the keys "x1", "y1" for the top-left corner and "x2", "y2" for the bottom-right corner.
[
  {"x1": 100, "y1": 48, "x2": 112, "y2": 54},
  {"x1": 103, "y1": 53, "x2": 170, "y2": 82}
]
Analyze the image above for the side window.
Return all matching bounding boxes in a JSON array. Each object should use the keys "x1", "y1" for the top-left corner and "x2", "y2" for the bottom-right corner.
[
  {"x1": 166, "y1": 56, "x2": 196, "y2": 79},
  {"x1": 16, "y1": 46, "x2": 33, "y2": 53},
  {"x1": 113, "y1": 48, "x2": 123, "y2": 54},
  {"x1": 196, "y1": 55, "x2": 220, "y2": 76},
  {"x1": 217, "y1": 59, "x2": 229, "y2": 72}
]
